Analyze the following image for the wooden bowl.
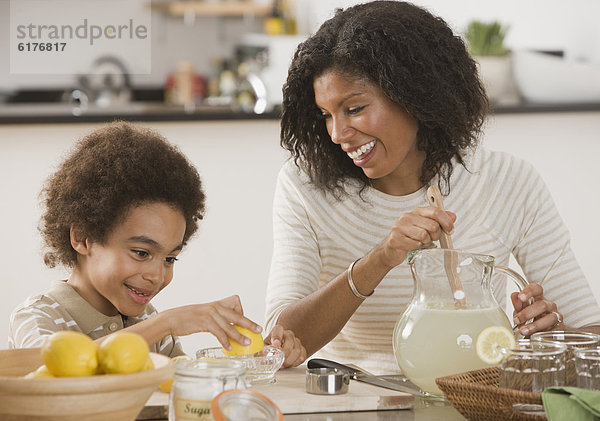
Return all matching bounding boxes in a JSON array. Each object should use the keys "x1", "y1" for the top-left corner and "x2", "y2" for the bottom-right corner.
[{"x1": 0, "y1": 348, "x2": 174, "y2": 421}]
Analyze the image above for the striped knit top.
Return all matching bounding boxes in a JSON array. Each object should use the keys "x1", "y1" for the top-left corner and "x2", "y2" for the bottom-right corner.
[
  {"x1": 265, "y1": 147, "x2": 600, "y2": 375},
  {"x1": 9, "y1": 280, "x2": 184, "y2": 357}
]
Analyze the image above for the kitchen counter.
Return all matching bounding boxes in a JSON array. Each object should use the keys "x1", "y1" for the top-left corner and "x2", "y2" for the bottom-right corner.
[
  {"x1": 1, "y1": 99, "x2": 599, "y2": 125},
  {"x1": 491, "y1": 101, "x2": 600, "y2": 114},
  {"x1": 0, "y1": 87, "x2": 284, "y2": 124},
  {"x1": 0, "y1": 101, "x2": 281, "y2": 124}
]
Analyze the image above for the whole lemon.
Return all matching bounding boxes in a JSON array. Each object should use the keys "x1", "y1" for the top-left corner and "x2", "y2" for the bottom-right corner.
[
  {"x1": 222, "y1": 324, "x2": 264, "y2": 357},
  {"x1": 98, "y1": 332, "x2": 149, "y2": 374},
  {"x1": 41, "y1": 331, "x2": 98, "y2": 377},
  {"x1": 24, "y1": 365, "x2": 54, "y2": 379},
  {"x1": 158, "y1": 355, "x2": 193, "y2": 393},
  {"x1": 143, "y1": 355, "x2": 155, "y2": 371}
]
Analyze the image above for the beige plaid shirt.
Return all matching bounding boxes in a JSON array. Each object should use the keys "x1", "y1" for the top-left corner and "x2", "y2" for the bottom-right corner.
[{"x1": 9, "y1": 280, "x2": 185, "y2": 357}]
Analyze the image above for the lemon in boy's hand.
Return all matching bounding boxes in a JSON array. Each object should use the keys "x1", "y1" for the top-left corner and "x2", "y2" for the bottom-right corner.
[
  {"x1": 476, "y1": 325, "x2": 516, "y2": 365},
  {"x1": 24, "y1": 365, "x2": 54, "y2": 378},
  {"x1": 98, "y1": 332, "x2": 149, "y2": 374},
  {"x1": 158, "y1": 355, "x2": 193, "y2": 393},
  {"x1": 41, "y1": 331, "x2": 99, "y2": 377},
  {"x1": 222, "y1": 324, "x2": 264, "y2": 357}
]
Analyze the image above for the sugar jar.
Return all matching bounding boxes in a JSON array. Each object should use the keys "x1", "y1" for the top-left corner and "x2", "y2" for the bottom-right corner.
[{"x1": 169, "y1": 359, "x2": 246, "y2": 421}]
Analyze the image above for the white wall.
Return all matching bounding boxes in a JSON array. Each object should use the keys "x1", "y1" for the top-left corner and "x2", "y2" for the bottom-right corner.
[
  {"x1": 1, "y1": 112, "x2": 599, "y2": 354},
  {"x1": 305, "y1": 0, "x2": 600, "y2": 63}
]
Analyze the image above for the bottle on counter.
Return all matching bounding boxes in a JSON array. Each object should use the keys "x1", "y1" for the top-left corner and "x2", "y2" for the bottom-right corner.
[
  {"x1": 264, "y1": 0, "x2": 297, "y2": 35},
  {"x1": 165, "y1": 61, "x2": 205, "y2": 110},
  {"x1": 218, "y1": 59, "x2": 238, "y2": 99},
  {"x1": 263, "y1": 0, "x2": 285, "y2": 35},
  {"x1": 281, "y1": 0, "x2": 297, "y2": 35}
]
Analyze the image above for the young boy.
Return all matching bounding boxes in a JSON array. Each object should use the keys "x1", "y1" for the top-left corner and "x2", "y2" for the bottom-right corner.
[{"x1": 8, "y1": 122, "x2": 306, "y2": 367}]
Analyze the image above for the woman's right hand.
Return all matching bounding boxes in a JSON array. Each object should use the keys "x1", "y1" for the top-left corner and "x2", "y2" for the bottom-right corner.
[
  {"x1": 378, "y1": 206, "x2": 456, "y2": 268},
  {"x1": 162, "y1": 295, "x2": 263, "y2": 351}
]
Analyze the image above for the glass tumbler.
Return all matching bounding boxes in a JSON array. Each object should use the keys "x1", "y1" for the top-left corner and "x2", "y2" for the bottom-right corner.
[
  {"x1": 499, "y1": 339, "x2": 567, "y2": 393},
  {"x1": 574, "y1": 347, "x2": 600, "y2": 390},
  {"x1": 531, "y1": 331, "x2": 600, "y2": 386}
]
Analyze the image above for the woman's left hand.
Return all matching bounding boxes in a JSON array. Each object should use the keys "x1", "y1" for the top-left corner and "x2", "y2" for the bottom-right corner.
[
  {"x1": 265, "y1": 324, "x2": 307, "y2": 368},
  {"x1": 511, "y1": 283, "x2": 565, "y2": 337}
]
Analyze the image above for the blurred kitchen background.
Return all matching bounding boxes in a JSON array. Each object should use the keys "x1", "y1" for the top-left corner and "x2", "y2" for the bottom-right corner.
[
  {"x1": 1, "y1": 0, "x2": 600, "y2": 119},
  {"x1": 1, "y1": 0, "x2": 600, "y2": 354}
]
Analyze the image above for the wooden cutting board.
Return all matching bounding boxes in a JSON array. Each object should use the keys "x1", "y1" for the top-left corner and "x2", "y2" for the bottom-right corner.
[{"x1": 139, "y1": 366, "x2": 414, "y2": 418}]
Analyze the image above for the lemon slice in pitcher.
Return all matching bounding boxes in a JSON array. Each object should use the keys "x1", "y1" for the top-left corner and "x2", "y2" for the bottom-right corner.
[{"x1": 475, "y1": 326, "x2": 516, "y2": 365}]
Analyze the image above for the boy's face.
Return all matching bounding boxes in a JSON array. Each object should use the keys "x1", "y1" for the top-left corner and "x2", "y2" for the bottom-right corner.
[{"x1": 70, "y1": 202, "x2": 186, "y2": 317}]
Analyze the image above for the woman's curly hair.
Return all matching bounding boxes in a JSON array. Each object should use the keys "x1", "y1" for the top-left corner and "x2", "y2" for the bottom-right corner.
[
  {"x1": 281, "y1": 0, "x2": 488, "y2": 196},
  {"x1": 40, "y1": 122, "x2": 205, "y2": 268}
]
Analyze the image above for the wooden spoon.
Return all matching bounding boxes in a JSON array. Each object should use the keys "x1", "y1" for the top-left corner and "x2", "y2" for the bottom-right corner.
[{"x1": 426, "y1": 185, "x2": 466, "y2": 309}]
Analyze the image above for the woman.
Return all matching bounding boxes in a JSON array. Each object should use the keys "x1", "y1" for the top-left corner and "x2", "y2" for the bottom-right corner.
[{"x1": 265, "y1": 1, "x2": 600, "y2": 374}]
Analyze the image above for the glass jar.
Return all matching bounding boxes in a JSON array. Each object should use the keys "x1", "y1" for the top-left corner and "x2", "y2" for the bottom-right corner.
[
  {"x1": 211, "y1": 389, "x2": 283, "y2": 421},
  {"x1": 169, "y1": 359, "x2": 246, "y2": 421}
]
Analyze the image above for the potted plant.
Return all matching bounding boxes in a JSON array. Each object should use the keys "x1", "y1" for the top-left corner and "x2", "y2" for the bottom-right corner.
[{"x1": 465, "y1": 21, "x2": 519, "y2": 105}]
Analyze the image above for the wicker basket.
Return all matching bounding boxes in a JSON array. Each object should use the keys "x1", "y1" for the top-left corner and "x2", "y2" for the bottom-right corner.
[{"x1": 435, "y1": 367, "x2": 546, "y2": 421}]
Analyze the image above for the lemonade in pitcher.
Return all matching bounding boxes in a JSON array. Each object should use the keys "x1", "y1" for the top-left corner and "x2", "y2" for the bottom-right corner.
[
  {"x1": 393, "y1": 303, "x2": 512, "y2": 395},
  {"x1": 393, "y1": 248, "x2": 526, "y2": 396}
]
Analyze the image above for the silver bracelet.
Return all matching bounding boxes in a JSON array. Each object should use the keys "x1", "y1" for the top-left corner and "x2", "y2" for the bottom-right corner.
[{"x1": 347, "y1": 258, "x2": 374, "y2": 300}]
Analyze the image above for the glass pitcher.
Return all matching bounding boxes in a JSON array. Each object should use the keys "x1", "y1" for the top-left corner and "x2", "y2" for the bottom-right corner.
[{"x1": 392, "y1": 248, "x2": 528, "y2": 396}]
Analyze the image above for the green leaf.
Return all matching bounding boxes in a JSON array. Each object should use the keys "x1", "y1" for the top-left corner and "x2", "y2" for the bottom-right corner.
[{"x1": 465, "y1": 21, "x2": 509, "y2": 56}]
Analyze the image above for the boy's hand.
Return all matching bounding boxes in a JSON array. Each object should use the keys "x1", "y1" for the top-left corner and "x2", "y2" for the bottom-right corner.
[
  {"x1": 163, "y1": 295, "x2": 262, "y2": 351},
  {"x1": 265, "y1": 324, "x2": 307, "y2": 368}
]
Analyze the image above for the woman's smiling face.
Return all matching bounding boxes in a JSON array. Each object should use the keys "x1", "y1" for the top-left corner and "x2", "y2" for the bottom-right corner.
[
  {"x1": 69, "y1": 202, "x2": 186, "y2": 317},
  {"x1": 313, "y1": 70, "x2": 425, "y2": 195}
]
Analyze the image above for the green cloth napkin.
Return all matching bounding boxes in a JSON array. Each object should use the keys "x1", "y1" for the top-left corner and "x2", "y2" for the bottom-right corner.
[{"x1": 543, "y1": 386, "x2": 600, "y2": 421}]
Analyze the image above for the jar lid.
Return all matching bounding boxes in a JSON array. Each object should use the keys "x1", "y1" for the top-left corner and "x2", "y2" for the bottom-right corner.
[
  {"x1": 211, "y1": 389, "x2": 283, "y2": 421},
  {"x1": 175, "y1": 359, "x2": 246, "y2": 378}
]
